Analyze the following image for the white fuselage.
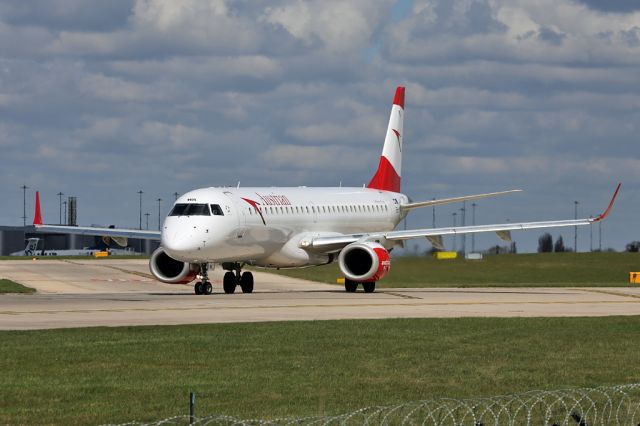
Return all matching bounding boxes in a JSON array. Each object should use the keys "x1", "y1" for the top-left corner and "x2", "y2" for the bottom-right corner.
[{"x1": 161, "y1": 187, "x2": 409, "y2": 268}]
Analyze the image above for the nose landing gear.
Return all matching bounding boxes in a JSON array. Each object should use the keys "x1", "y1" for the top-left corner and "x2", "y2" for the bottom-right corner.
[
  {"x1": 194, "y1": 263, "x2": 213, "y2": 295},
  {"x1": 222, "y1": 263, "x2": 254, "y2": 294}
]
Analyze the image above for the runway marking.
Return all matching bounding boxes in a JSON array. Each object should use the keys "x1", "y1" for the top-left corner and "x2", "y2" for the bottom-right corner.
[
  {"x1": 581, "y1": 288, "x2": 640, "y2": 300},
  {"x1": 2, "y1": 299, "x2": 639, "y2": 316},
  {"x1": 385, "y1": 292, "x2": 422, "y2": 300},
  {"x1": 62, "y1": 259, "x2": 156, "y2": 280}
]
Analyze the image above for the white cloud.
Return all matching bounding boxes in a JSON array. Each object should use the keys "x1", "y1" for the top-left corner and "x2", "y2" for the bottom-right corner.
[{"x1": 262, "y1": 0, "x2": 394, "y2": 53}]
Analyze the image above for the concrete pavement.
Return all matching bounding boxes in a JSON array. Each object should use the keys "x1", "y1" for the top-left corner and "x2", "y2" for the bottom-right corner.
[{"x1": 1, "y1": 259, "x2": 640, "y2": 330}]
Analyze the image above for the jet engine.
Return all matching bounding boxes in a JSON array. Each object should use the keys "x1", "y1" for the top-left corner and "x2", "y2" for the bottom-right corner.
[
  {"x1": 149, "y1": 247, "x2": 199, "y2": 284},
  {"x1": 338, "y1": 242, "x2": 391, "y2": 282}
]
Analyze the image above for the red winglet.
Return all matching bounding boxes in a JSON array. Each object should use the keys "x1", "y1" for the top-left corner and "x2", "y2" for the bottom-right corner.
[
  {"x1": 33, "y1": 191, "x2": 43, "y2": 226},
  {"x1": 592, "y1": 183, "x2": 621, "y2": 222}
]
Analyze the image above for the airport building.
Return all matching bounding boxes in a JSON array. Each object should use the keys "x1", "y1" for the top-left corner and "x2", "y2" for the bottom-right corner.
[{"x1": 0, "y1": 225, "x2": 158, "y2": 256}]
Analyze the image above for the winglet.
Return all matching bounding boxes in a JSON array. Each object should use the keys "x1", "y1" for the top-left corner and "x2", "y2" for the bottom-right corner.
[
  {"x1": 33, "y1": 191, "x2": 43, "y2": 226},
  {"x1": 592, "y1": 183, "x2": 621, "y2": 222}
]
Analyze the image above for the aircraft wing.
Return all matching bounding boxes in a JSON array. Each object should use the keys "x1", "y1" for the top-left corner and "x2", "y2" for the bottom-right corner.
[
  {"x1": 34, "y1": 224, "x2": 161, "y2": 240},
  {"x1": 302, "y1": 183, "x2": 621, "y2": 252}
]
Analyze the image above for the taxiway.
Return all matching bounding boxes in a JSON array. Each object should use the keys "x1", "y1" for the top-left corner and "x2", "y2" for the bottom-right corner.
[{"x1": 1, "y1": 259, "x2": 639, "y2": 330}]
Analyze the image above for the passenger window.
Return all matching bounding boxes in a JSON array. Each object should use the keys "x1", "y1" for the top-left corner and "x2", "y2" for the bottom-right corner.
[{"x1": 210, "y1": 204, "x2": 224, "y2": 216}]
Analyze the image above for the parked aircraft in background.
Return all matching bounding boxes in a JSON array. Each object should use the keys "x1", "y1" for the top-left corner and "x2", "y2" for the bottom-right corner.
[
  {"x1": 33, "y1": 86, "x2": 620, "y2": 295},
  {"x1": 10, "y1": 237, "x2": 139, "y2": 257}
]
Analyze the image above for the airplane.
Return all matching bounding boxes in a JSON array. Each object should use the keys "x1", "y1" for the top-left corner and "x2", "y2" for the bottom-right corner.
[{"x1": 33, "y1": 86, "x2": 621, "y2": 295}]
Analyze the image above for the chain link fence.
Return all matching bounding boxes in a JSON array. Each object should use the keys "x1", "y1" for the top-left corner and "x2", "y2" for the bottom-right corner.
[{"x1": 111, "y1": 383, "x2": 640, "y2": 426}]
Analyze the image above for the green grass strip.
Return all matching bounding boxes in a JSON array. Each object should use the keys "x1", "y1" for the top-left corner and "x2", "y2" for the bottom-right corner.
[
  {"x1": 1, "y1": 317, "x2": 640, "y2": 424},
  {"x1": 0, "y1": 279, "x2": 35, "y2": 294},
  {"x1": 273, "y1": 252, "x2": 640, "y2": 287}
]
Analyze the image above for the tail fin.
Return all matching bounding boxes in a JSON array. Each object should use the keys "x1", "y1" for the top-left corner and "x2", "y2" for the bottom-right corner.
[
  {"x1": 367, "y1": 86, "x2": 404, "y2": 193},
  {"x1": 33, "y1": 191, "x2": 43, "y2": 226}
]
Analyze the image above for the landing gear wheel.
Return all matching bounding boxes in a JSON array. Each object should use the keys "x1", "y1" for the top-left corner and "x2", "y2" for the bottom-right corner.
[
  {"x1": 203, "y1": 282, "x2": 213, "y2": 295},
  {"x1": 194, "y1": 282, "x2": 203, "y2": 295},
  {"x1": 362, "y1": 282, "x2": 376, "y2": 293},
  {"x1": 345, "y1": 279, "x2": 358, "y2": 293},
  {"x1": 240, "y1": 272, "x2": 254, "y2": 293},
  {"x1": 223, "y1": 271, "x2": 236, "y2": 294}
]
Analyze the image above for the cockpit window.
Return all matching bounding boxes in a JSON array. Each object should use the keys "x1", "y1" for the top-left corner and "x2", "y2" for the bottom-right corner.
[
  {"x1": 169, "y1": 203, "x2": 211, "y2": 216},
  {"x1": 210, "y1": 204, "x2": 224, "y2": 216}
]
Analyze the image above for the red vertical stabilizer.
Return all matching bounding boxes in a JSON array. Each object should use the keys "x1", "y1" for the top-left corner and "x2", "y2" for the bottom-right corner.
[
  {"x1": 33, "y1": 191, "x2": 43, "y2": 226},
  {"x1": 367, "y1": 86, "x2": 404, "y2": 193}
]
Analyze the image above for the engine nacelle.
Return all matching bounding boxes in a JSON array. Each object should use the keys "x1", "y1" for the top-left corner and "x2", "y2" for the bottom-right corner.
[
  {"x1": 338, "y1": 242, "x2": 391, "y2": 282},
  {"x1": 149, "y1": 247, "x2": 199, "y2": 284}
]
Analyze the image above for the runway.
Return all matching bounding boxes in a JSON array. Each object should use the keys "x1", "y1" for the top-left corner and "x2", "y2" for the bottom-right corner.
[{"x1": 1, "y1": 259, "x2": 640, "y2": 330}]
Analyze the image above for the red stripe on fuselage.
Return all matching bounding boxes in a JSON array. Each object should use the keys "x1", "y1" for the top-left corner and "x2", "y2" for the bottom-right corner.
[{"x1": 367, "y1": 156, "x2": 401, "y2": 193}]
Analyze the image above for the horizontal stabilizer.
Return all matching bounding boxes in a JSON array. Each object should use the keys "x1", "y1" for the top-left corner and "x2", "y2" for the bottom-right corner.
[{"x1": 401, "y1": 189, "x2": 522, "y2": 211}]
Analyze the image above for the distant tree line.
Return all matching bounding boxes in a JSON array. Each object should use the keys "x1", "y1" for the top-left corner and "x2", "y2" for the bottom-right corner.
[
  {"x1": 538, "y1": 233, "x2": 639, "y2": 253},
  {"x1": 537, "y1": 233, "x2": 570, "y2": 253}
]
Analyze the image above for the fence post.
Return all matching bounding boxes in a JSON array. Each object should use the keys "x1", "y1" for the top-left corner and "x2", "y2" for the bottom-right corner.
[{"x1": 189, "y1": 391, "x2": 196, "y2": 425}]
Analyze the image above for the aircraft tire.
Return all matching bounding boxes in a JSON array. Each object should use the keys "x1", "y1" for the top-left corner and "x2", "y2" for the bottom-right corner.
[
  {"x1": 345, "y1": 279, "x2": 358, "y2": 292},
  {"x1": 203, "y1": 282, "x2": 213, "y2": 295},
  {"x1": 194, "y1": 282, "x2": 203, "y2": 295},
  {"x1": 240, "y1": 272, "x2": 254, "y2": 293},
  {"x1": 223, "y1": 272, "x2": 236, "y2": 294},
  {"x1": 362, "y1": 282, "x2": 376, "y2": 293}
]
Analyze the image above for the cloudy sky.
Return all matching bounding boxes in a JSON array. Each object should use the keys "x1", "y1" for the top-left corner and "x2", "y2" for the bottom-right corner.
[{"x1": 0, "y1": 0, "x2": 638, "y2": 253}]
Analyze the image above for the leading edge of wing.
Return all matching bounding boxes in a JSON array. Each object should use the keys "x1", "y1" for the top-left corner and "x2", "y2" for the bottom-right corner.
[{"x1": 34, "y1": 224, "x2": 161, "y2": 241}]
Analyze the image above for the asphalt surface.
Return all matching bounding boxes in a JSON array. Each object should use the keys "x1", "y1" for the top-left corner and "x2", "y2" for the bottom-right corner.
[{"x1": 1, "y1": 259, "x2": 640, "y2": 330}]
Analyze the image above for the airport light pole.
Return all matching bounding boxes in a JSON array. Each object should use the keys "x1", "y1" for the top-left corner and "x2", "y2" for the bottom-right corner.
[
  {"x1": 138, "y1": 190, "x2": 144, "y2": 230},
  {"x1": 157, "y1": 198, "x2": 162, "y2": 231},
  {"x1": 452, "y1": 212, "x2": 457, "y2": 252},
  {"x1": 599, "y1": 221, "x2": 602, "y2": 251},
  {"x1": 589, "y1": 215, "x2": 593, "y2": 252},
  {"x1": 574, "y1": 200, "x2": 579, "y2": 252},
  {"x1": 471, "y1": 202, "x2": 477, "y2": 253},
  {"x1": 57, "y1": 192, "x2": 63, "y2": 225},
  {"x1": 21, "y1": 185, "x2": 28, "y2": 227},
  {"x1": 63, "y1": 201, "x2": 67, "y2": 225},
  {"x1": 432, "y1": 198, "x2": 436, "y2": 228},
  {"x1": 460, "y1": 202, "x2": 466, "y2": 256}
]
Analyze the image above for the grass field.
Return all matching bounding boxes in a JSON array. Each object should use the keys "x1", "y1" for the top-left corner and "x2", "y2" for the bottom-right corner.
[
  {"x1": 0, "y1": 278, "x2": 35, "y2": 293},
  {"x1": 2, "y1": 317, "x2": 640, "y2": 424},
  {"x1": 271, "y1": 252, "x2": 640, "y2": 288}
]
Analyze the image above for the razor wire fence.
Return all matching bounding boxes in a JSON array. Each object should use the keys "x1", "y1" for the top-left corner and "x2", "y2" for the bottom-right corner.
[{"x1": 110, "y1": 383, "x2": 640, "y2": 426}]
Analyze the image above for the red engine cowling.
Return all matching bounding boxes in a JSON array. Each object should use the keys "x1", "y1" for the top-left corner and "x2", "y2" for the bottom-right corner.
[
  {"x1": 149, "y1": 248, "x2": 199, "y2": 284},
  {"x1": 338, "y1": 242, "x2": 391, "y2": 282}
]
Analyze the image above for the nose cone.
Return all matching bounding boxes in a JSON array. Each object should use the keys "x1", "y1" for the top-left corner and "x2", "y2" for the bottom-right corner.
[{"x1": 162, "y1": 228, "x2": 202, "y2": 261}]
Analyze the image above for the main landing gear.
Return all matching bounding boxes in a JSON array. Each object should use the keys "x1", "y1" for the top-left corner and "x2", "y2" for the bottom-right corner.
[
  {"x1": 193, "y1": 263, "x2": 254, "y2": 295},
  {"x1": 194, "y1": 263, "x2": 213, "y2": 295},
  {"x1": 344, "y1": 279, "x2": 376, "y2": 293},
  {"x1": 222, "y1": 262, "x2": 254, "y2": 294}
]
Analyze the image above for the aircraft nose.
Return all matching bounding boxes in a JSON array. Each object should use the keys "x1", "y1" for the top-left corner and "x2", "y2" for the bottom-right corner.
[{"x1": 162, "y1": 230, "x2": 200, "y2": 259}]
